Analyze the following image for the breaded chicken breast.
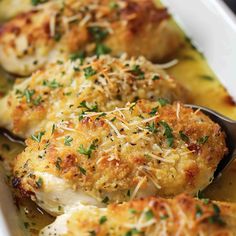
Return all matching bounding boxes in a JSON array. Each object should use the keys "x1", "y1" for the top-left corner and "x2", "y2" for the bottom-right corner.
[
  {"x1": 0, "y1": 55, "x2": 189, "y2": 138},
  {"x1": 40, "y1": 194, "x2": 236, "y2": 236},
  {"x1": 0, "y1": 0, "x2": 32, "y2": 21},
  {"x1": 0, "y1": 0, "x2": 183, "y2": 75},
  {"x1": 13, "y1": 100, "x2": 227, "y2": 215}
]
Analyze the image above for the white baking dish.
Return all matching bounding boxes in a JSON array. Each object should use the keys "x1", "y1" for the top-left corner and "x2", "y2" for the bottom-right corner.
[{"x1": 0, "y1": 1, "x2": 236, "y2": 235}]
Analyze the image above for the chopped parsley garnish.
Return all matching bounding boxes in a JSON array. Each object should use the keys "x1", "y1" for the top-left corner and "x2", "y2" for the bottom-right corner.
[
  {"x1": 95, "y1": 44, "x2": 111, "y2": 56},
  {"x1": 109, "y1": 1, "x2": 119, "y2": 9},
  {"x1": 2, "y1": 143, "x2": 10, "y2": 151},
  {"x1": 152, "y1": 75, "x2": 160, "y2": 81},
  {"x1": 146, "y1": 122, "x2": 158, "y2": 133},
  {"x1": 43, "y1": 79, "x2": 62, "y2": 89},
  {"x1": 160, "y1": 214, "x2": 169, "y2": 220},
  {"x1": 145, "y1": 209, "x2": 154, "y2": 220},
  {"x1": 110, "y1": 117, "x2": 116, "y2": 122},
  {"x1": 32, "y1": 96, "x2": 42, "y2": 106},
  {"x1": 96, "y1": 112, "x2": 107, "y2": 120},
  {"x1": 36, "y1": 177, "x2": 43, "y2": 188},
  {"x1": 125, "y1": 228, "x2": 140, "y2": 236},
  {"x1": 31, "y1": 0, "x2": 47, "y2": 6},
  {"x1": 31, "y1": 131, "x2": 45, "y2": 143},
  {"x1": 129, "y1": 209, "x2": 137, "y2": 214},
  {"x1": 197, "y1": 136, "x2": 209, "y2": 144},
  {"x1": 157, "y1": 98, "x2": 169, "y2": 107},
  {"x1": 83, "y1": 66, "x2": 97, "y2": 79},
  {"x1": 79, "y1": 101, "x2": 98, "y2": 112},
  {"x1": 89, "y1": 231, "x2": 96, "y2": 236},
  {"x1": 207, "y1": 203, "x2": 225, "y2": 226},
  {"x1": 159, "y1": 121, "x2": 174, "y2": 147},
  {"x1": 64, "y1": 136, "x2": 73, "y2": 146},
  {"x1": 51, "y1": 124, "x2": 56, "y2": 134},
  {"x1": 24, "y1": 89, "x2": 35, "y2": 103},
  {"x1": 55, "y1": 157, "x2": 62, "y2": 170},
  {"x1": 99, "y1": 216, "x2": 107, "y2": 225},
  {"x1": 53, "y1": 32, "x2": 62, "y2": 42},
  {"x1": 79, "y1": 166, "x2": 86, "y2": 176},
  {"x1": 24, "y1": 222, "x2": 29, "y2": 229},
  {"x1": 195, "y1": 205, "x2": 203, "y2": 218},
  {"x1": 127, "y1": 189, "x2": 131, "y2": 197},
  {"x1": 149, "y1": 107, "x2": 158, "y2": 116},
  {"x1": 130, "y1": 65, "x2": 145, "y2": 80},
  {"x1": 88, "y1": 26, "x2": 109, "y2": 42},
  {"x1": 179, "y1": 131, "x2": 189, "y2": 143},
  {"x1": 78, "y1": 140, "x2": 98, "y2": 158},
  {"x1": 102, "y1": 196, "x2": 109, "y2": 204},
  {"x1": 200, "y1": 75, "x2": 214, "y2": 81},
  {"x1": 70, "y1": 50, "x2": 86, "y2": 63}
]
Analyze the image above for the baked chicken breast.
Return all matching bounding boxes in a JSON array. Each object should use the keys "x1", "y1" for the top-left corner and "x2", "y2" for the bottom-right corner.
[
  {"x1": 13, "y1": 100, "x2": 227, "y2": 215},
  {"x1": 0, "y1": 0, "x2": 183, "y2": 75},
  {"x1": 0, "y1": 55, "x2": 189, "y2": 138},
  {"x1": 40, "y1": 194, "x2": 236, "y2": 236}
]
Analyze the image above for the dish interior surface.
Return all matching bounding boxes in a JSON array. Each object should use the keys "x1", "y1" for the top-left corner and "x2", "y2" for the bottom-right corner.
[{"x1": 0, "y1": 1, "x2": 236, "y2": 235}]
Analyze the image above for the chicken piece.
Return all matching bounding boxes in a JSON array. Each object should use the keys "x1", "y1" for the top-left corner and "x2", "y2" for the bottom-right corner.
[
  {"x1": 0, "y1": 0, "x2": 184, "y2": 76},
  {"x1": 13, "y1": 100, "x2": 227, "y2": 215},
  {"x1": 39, "y1": 194, "x2": 236, "y2": 236},
  {"x1": 0, "y1": 55, "x2": 189, "y2": 138},
  {"x1": 0, "y1": 0, "x2": 32, "y2": 21}
]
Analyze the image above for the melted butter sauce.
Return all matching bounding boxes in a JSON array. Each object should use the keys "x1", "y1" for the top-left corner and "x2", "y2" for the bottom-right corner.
[{"x1": 0, "y1": 16, "x2": 236, "y2": 236}]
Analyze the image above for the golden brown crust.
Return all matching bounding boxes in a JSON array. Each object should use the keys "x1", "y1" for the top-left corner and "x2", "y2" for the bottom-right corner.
[
  {"x1": 13, "y1": 100, "x2": 227, "y2": 211},
  {"x1": 39, "y1": 194, "x2": 236, "y2": 236},
  {"x1": 0, "y1": 0, "x2": 183, "y2": 75},
  {"x1": 0, "y1": 55, "x2": 189, "y2": 138}
]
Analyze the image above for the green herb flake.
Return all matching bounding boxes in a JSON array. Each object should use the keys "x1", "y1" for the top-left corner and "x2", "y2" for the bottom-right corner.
[
  {"x1": 89, "y1": 26, "x2": 109, "y2": 42},
  {"x1": 24, "y1": 222, "x2": 29, "y2": 229},
  {"x1": 110, "y1": 117, "x2": 116, "y2": 122},
  {"x1": 149, "y1": 107, "x2": 158, "y2": 116},
  {"x1": 43, "y1": 79, "x2": 62, "y2": 89},
  {"x1": 99, "y1": 216, "x2": 107, "y2": 225},
  {"x1": 70, "y1": 50, "x2": 86, "y2": 63},
  {"x1": 160, "y1": 214, "x2": 169, "y2": 220},
  {"x1": 152, "y1": 75, "x2": 160, "y2": 81},
  {"x1": 157, "y1": 98, "x2": 170, "y2": 107},
  {"x1": 24, "y1": 89, "x2": 35, "y2": 103},
  {"x1": 200, "y1": 75, "x2": 214, "y2": 81},
  {"x1": 145, "y1": 209, "x2": 154, "y2": 220},
  {"x1": 109, "y1": 1, "x2": 119, "y2": 9},
  {"x1": 32, "y1": 95, "x2": 42, "y2": 106},
  {"x1": 195, "y1": 205, "x2": 203, "y2": 218},
  {"x1": 78, "y1": 140, "x2": 98, "y2": 158},
  {"x1": 51, "y1": 124, "x2": 56, "y2": 134},
  {"x1": 129, "y1": 209, "x2": 137, "y2": 215},
  {"x1": 197, "y1": 136, "x2": 209, "y2": 144},
  {"x1": 89, "y1": 231, "x2": 96, "y2": 236},
  {"x1": 55, "y1": 157, "x2": 62, "y2": 170},
  {"x1": 179, "y1": 131, "x2": 189, "y2": 143},
  {"x1": 79, "y1": 101, "x2": 98, "y2": 112},
  {"x1": 159, "y1": 121, "x2": 174, "y2": 147},
  {"x1": 83, "y1": 66, "x2": 97, "y2": 79},
  {"x1": 95, "y1": 44, "x2": 111, "y2": 56},
  {"x1": 31, "y1": 0, "x2": 47, "y2": 6},
  {"x1": 2, "y1": 143, "x2": 10, "y2": 151},
  {"x1": 102, "y1": 196, "x2": 109, "y2": 204},
  {"x1": 31, "y1": 131, "x2": 45, "y2": 143},
  {"x1": 125, "y1": 228, "x2": 140, "y2": 236},
  {"x1": 64, "y1": 136, "x2": 73, "y2": 146},
  {"x1": 79, "y1": 166, "x2": 86, "y2": 176},
  {"x1": 130, "y1": 65, "x2": 145, "y2": 80},
  {"x1": 146, "y1": 122, "x2": 157, "y2": 133},
  {"x1": 36, "y1": 177, "x2": 43, "y2": 188}
]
